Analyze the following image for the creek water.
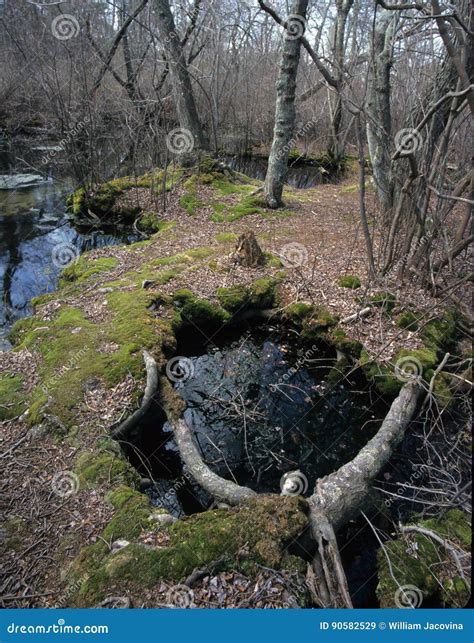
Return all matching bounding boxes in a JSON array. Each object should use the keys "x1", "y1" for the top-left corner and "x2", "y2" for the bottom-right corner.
[{"x1": 0, "y1": 180, "x2": 137, "y2": 350}]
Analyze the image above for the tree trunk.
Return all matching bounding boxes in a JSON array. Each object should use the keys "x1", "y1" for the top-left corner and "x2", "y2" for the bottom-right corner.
[
  {"x1": 264, "y1": 0, "x2": 309, "y2": 208},
  {"x1": 366, "y1": 7, "x2": 396, "y2": 218},
  {"x1": 155, "y1": 0, "x2": 208, "y2": 152}
]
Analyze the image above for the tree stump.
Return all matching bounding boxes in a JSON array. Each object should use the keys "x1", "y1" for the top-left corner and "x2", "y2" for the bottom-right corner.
[{"x1": 232, "y1": 231, "x2": 265, "y2": 268}]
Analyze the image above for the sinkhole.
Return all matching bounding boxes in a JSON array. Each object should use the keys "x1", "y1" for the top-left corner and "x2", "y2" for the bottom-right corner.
[{"x1": 121, "y1": 320, "x2": 388, "y2": 520}]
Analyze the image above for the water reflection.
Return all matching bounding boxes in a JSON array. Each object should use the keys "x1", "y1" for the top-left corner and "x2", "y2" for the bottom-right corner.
[{"x1": 0, "y1": 181, "x2": 137, "y2": 350}]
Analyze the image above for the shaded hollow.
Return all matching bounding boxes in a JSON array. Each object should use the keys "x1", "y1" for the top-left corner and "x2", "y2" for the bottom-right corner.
[{"x1": 121, "y1": 320, "x2": 389, "y2": 518}]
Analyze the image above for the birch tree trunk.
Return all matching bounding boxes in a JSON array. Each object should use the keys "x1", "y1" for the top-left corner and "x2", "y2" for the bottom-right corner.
[
  {"x1": 155, "y1": 0, "x2": 208, "y2": 152},
  {"x1": 264, "y1": 0, "x2": 309, "y2": 208}
]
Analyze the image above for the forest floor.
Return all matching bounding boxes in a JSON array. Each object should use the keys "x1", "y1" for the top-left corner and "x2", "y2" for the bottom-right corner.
[{"x1": 0, "y1": 169, "x2": 470, "y2": 608}]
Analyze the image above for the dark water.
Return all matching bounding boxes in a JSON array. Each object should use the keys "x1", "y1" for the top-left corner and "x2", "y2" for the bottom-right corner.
[
  {"x1": 0, "y1": 181, "x2": 137, "y2": 350},
  {"x1": 223, "y1": 154, "x2": 328, "y2": 189},
  {"x1": 127, "y1": 325, "x2": 387, "y2": 516}
]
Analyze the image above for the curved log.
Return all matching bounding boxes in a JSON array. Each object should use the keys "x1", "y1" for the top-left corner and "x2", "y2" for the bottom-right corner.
[
  {"x1": 169, "y1": 418, "x2": 257, "y2": 505},
  {"x1": 312, "y1": 379, "x2": 422, "y2": 530},
  {"x1": 305, "y1": 379, "x2": 422, "y2": 607},
  {"x1": 111, "y1": 350, "x2": 158, "y2": 441}
]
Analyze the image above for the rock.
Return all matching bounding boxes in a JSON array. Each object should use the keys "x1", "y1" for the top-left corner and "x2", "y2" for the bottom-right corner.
[
  {"x1": 232, "y1": 231, "x2": 265, "y2": 267},
  {"x1": 149, "y1": 512, "x2": 177, "y2": 527},
  {"x1": 0, "y1": 174, "x2": 45, "y2": 190},
  {"x1": 111, "y1": 539, "x2": 130, "y2": 554},
  {"x1": 142, "y1": 279, "x2": 156, "y2": 289}
]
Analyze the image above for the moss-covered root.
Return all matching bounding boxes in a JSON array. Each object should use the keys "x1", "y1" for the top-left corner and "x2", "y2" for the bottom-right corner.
[{"x1": 70, "y1": 495, "x2": 308, "y2": 606}]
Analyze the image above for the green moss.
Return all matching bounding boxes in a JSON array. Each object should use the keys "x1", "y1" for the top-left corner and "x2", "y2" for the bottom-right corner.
[
  {"x1": 11, "y1": 282, "x2": 167, "y2": 425},
  {"x1": 73, "y1": 495, "x2": 308, "y2": 605},
  {"x1": 284, "y1": 302, "x2": 314, "y2": 324},
  {"x1": 102, "y1": 486, "x2": 151, "y2": 541},
  {"x1": 0, "y1": 373, "x2": 27, "y2": 420},
  {"x1": 248, "y1": 277, "x2": 280, "y2": 309},
  {"x1": 421, "y1": 309, "x2": 458, "y2": 354},
  {"x1": 67, "y1": 187, "x2": 86, "y2": 216},
  {"x1": 377, "y1": 510, "x2": 471, "y2": 608},
  {"x1": 59, "y1": 257, "x2": 118, "y2": 287},
  {"x1": 328, "y1": 328, "x2": 363, "y2": 358},
  {"x1": 179, "y1": 298, "x2": 229, "y2": 327},
  {"x1": 211, "y1": 195, "x2": 265, "y2": 223},
  {"x1": 369, "y1": 291, "x2": 397, "y2": 313},
  {"x1": 216, "y1": 232, "x2": 237, "y2": 243},
  {"x1": 137, "y1": 212, "x2": 162, "y2": 234},
  {"x1": 396, "y1": 311, "x2": 419, "y2": 331},
  {"x1": 76, "y1": 452, "x2": 139, "y2": 488},
  {"x1": 359, "y1": 350, "x2": 402, "y2": 397},
  {"x1": 337, "y1": 275, "x2": 361, "y2": 289},
  {"x1": 216, "y1": 285, "x2": 250, "y2": 313}
]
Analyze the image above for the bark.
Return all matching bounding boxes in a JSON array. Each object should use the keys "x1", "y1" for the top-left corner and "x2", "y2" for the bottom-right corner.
[
  {"x1": 169, "y1": 418, "x2": 257, "y2": 505},
  {"x1": 305, "y1": 379, "x2": 422, "y2": 606},
  {"x1": 311, "y1": 379, "x2": 422, "y2": 530},
  {"x1": 366, "y1": 7, "x2": 397, "y2": 217},
  {"x1": 155, "y1": 0, "x2": 208, "y2": 151},
  {"x1": 112, "y1": 351, "x2": 158, "y2": 441},
  {"x1": 263, "y1": 0, "x2": 309, "y2": 208}
]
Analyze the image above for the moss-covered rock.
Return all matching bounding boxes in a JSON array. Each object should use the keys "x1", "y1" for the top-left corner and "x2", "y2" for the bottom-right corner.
[
  {"x1": 377, "y1": 509, "x2": 471, "y2": 608},
  {"x1": 76, "y1": 452, "x2": 140, "y2": 488},
  {"x1": 70, "y1": 495, "x2": 308, "y2": 606}
]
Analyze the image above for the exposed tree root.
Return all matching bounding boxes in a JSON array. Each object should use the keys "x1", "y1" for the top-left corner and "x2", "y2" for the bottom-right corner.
[{"x1": 111, "y1": 350, "x2": 158, "y2": 441}]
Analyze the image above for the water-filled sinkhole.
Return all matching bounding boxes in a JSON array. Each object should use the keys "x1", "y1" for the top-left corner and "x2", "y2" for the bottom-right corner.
[{"x1": 122, "y1": 321, "x2": 388, "y2": 519}]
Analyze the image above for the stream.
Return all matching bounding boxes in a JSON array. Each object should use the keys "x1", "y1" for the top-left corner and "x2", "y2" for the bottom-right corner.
[{"x1": 0, "y1": 180, "x2": 137, "y2": 350}]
